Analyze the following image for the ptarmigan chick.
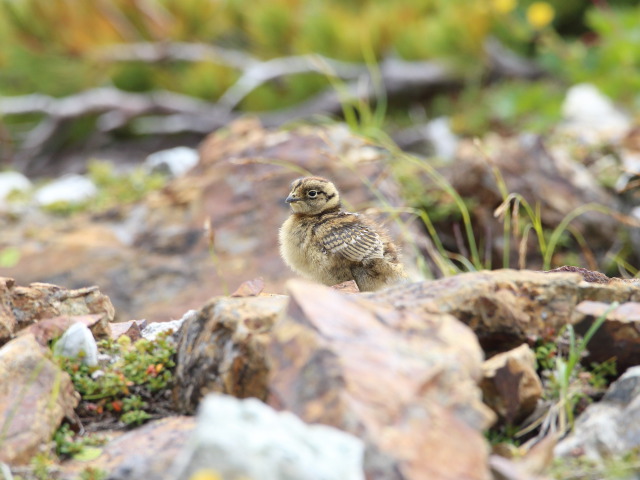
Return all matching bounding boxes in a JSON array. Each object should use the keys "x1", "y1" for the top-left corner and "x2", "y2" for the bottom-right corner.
[{"x1": 279, "y1": 176, "x2": 407, "y2": 291}]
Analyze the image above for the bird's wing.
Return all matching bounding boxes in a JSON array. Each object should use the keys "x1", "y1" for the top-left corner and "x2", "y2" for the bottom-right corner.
[{"x1": 321, "y1": 222, "x2": 384, "y2": 262}]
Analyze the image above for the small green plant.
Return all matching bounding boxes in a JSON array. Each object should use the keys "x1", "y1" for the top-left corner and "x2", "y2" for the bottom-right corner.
[
  {"x1": 53, "y1": 423, "x2": 105, "y2": 461},
  {"x1": 41, "y1": 200, "x2": 90, "y2": 216},
  {"x1": 78, "y1": 467, "x2": 108, "y2": 480},
  {"x1": 119, "y1": 394, "x2": 152, "y2": 426},
  {"x1": 485, "y1": 423, "x2": 522, "y2": 447},
  {"x1": 0, "y1": 247, "x2": 20, "y2": 268},
  {"x1": 587, "y1": 358, "x2": 617, "y2": 390},
  {"x1": 549, "y1": 448, "x2": 640, "y2": 480},
  {"x1": 120, "y1": 409, "x2": 152, "y2": 426},
  {"x1": 531, "y1": 302, "x2": 618, "y2": 438},
  {"x1": 87, "y1": 160, "x2": 167, "y2": 210},
  {"x1": 30, "y1": 452, "x2": 57, "y2": 480},
  {"x1": 535, "y1": 340, "x2": 558, "y2": 372},
  {"x1": 57, "y1": 331, "x2": 176, "y2": 427}
]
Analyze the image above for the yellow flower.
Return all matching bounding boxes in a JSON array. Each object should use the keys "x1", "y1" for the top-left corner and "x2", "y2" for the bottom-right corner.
[
  {"x1": 492, "y1": 0, "x2": 517, "y2": 14},
  {"x1": 527, "y1": 2, "x2": 555, "y2": 29},
  {"x1": 189, "y1": 470, "x2": 222, "y2": 480}
]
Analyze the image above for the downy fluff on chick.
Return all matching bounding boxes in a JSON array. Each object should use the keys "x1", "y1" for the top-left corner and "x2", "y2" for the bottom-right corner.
[{"x1": 278, "y1": 176, "x2": 407, "y2": 291}]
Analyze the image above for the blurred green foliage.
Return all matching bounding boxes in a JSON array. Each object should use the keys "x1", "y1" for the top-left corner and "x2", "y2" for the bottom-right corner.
[
  {"x1": 439, "y1": 80, "x2": 565, "y2": 136},
  {"x1": 39, "y1": 160, "x2": 168, "y2": 215},
  {"x1": 541, "y1": 5, "x2": 640, "y2": 107},
  {"x1": 0, "y1": 0, "x2": 525, "y2": 101},
  {"x1": 0, "y1": 0, "x2": 638, "y2": 134}
]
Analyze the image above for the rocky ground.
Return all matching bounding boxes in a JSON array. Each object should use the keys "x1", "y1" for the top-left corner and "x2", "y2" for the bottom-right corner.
[
  {"x1": 1, "y1": 103, "x2": 640, "y2": 478},
  {"x1": 1, "y1": 267, "x2": 640, "y2": 480}
]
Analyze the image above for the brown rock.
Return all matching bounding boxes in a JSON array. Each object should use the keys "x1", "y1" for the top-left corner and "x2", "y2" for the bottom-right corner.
[
  {"x1": 19, "y1": 314, "x2": 105, "y2": 346},
  {"x1": 331, "y1": 280, "x2": 360, "y2": 293},
  {"x1": 230, "y1": 277, "x2": 265, "y2": 297},
  {"x1": 576, "y1": 279, "x2": 640, "y2": 304},
  {"x1": 0, "y1": 278, "x2": 114, "y2": 345},
  {"x1": 367, "y1": 269, "x2": 640, "y2": 355},
  {"x1": 546, "y1": 266, "x2": 612, "y2": 284},
  {"x1": 490, "y1": 434, "x2": 556, "y2": 480},
  {"x1": 3, "y1": 121, "x2": 422, "y2": 323},
  {"x1": 268, "y1": 280, "x2": 494, "y2": 480},
  {"x1": 108, "y1": 319, "x2": 146, "y2": 341},
  {"x1": 573, "y1": 301, "x2": 640, "y2": 372},
  {"x1": 172, "y1": 295, "x2": 288, "y2": 414},
  {"x1": 61, "y1": 416, "x2": 196, "y2": 480},
  {"x1": 481, "y1": 344, "x2": 543, "y2": 424},
  {"x1": 368, "y1": 270, "x2": 582, "y2": 353},
  {"x1": 0, "y1": 334, "x2": 79, "y2": 465}
]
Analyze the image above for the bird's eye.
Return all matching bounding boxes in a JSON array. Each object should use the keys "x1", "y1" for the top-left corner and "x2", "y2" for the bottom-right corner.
[{"x1": 307, "y1": 190, "x2": 318, "y2": 198}]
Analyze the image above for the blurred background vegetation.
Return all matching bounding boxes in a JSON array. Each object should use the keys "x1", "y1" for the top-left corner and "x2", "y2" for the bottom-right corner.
[
  {"x1": 1, "y1": 0, "x2": 640, "y2": 276},
  {"x1": 1, "y1": 0, "x2": 639, "y2": 142}
]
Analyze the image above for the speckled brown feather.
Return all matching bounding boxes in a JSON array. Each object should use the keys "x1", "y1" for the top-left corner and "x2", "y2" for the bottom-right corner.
[{"x1": 278, "y1": 177, "x2": 407, "y2": 291}]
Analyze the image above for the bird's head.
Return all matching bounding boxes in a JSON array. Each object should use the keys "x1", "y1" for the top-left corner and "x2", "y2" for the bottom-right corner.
[{"x1": 285, "y1": 176, "x2": 340, "y2": 215}]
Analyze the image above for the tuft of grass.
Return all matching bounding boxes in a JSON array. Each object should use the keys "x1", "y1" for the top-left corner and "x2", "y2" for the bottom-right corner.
[
  {"x1": 328, "y1": 80, "x2": 638, "y2": 277},
  {"x1": 485, "y1": 305, "x2": 619, "y2": 468},
  {"x1": 522, "y1": 302, "x2": 618, "y2": 441}
]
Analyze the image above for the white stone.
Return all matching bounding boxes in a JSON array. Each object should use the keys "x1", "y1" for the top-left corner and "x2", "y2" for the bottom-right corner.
[
  {"x1": 560, "y1": 83, "x2": 631, "y2": 144},
  {"x1": 140, "y1": 311, "x2": 193, "y2": 342},
  {"x1": 53, "y1": 322, "x2": 98, "y2": 367},
  {"x1": 555, "y1": 366, "x2": 640, "y2": 460},
  {"x1": 144, "y1": 146, "x2": 199, "y2": 177},
  {"x1": 34, "y1": 174, "x2": 98, "y2": 206},
  {"x1": 0, "y1": 171, "x2": 32, "y2": 201},
  {"x1": 171, "y1": 394, "x2": 365, "y2": 480},
  {"x1": 424, "y1": 117, "x2": 458, "y2": 160}
]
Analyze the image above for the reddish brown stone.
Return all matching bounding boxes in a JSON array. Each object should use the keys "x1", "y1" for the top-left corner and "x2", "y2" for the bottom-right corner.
[
  {"x1": 230, "y1": 277, "x2": 265, "y2": 297},
  {"x1": 61, "y1": 416, "x2": 195, "y2": 480},
  {"x1": 481, "y1": 344, "x2": 543, "y2": 424},
  {"x1": 330, "y1": 280, "x2": 360, "y2": 293},
  {"x1": 573, "y1": 300, "x2": 640, "y2": 372},
  {"x1": 108, "y1": 319, "x2": 146, "y2": 341},
  {"x1": 0, "y1": 334, "x2": 79, "y2": 465},
  {"x1": 20, "y1": 314, "x2": 105, "y2": 346},
  {"x1": 0, "y1": 280, "x2": 114, "y2": 346},
  {"x1": 268, "y1": 280, "x2": 493, "y2": 480},
  {"x1": 172, "y1": 295, "x2": 288, "y2": 413},
  {"x1": 366, "y1": 269, "x2": 640, "y2": 355}
]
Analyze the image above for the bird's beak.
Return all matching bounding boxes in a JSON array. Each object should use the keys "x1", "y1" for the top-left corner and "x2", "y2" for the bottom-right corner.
[{"x1": 285, "y1": 195, "x2": 300, "y2": 204}]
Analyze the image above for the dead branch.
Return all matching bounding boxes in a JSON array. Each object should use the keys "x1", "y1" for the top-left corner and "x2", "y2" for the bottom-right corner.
[
  {"x1": 484, "y1": 37, "x2": 545, "y2": 79},
  {"x1": 1, "y1": 39, "x2": 542, "y2": 161},
  {"x1": 97, "y1": 42, "x2": 256, "y2": 70},
  {"x1": 97, "y1": 43, "x2": 454, "y2": 111},
  {"x1": 0, "y1": 88, "x2": 223, "y2": 159},
  {"x1": 0, "y1": 87, "x2": 213, "y2": 120}
]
